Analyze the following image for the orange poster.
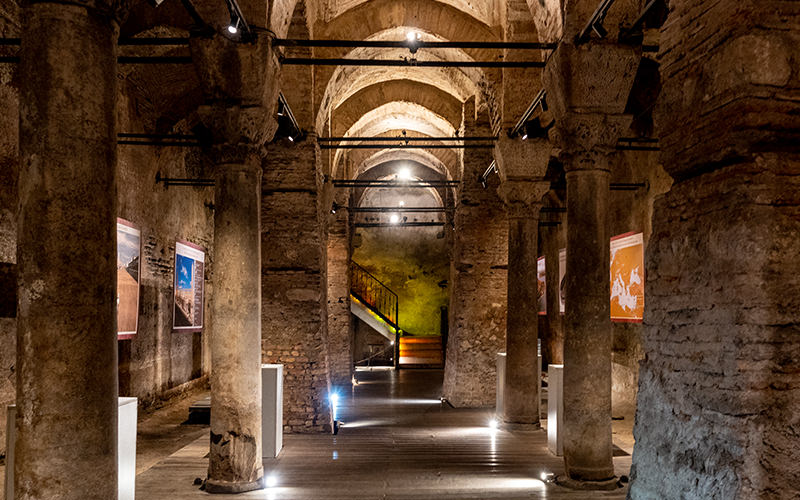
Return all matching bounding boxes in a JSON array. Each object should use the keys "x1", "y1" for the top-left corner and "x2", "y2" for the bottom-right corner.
[{"x1": 609, "y1": 232, "x2": 644, "y2": 322}]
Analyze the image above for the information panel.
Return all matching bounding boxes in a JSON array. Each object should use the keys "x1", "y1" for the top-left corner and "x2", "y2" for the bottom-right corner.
[
  {"x1": 117, "y1": 219, "x2": 141, "y2": 339},
  {"x1": 558, "y1": 248, "x2": 566, "y2": 314},
  {"x1": 173, "y1": 241, "x2": 205, "y2": 332},
  {"x1": 537, "y1": 256, "x2": 546, "y2": 315},
  {"x1": 610, "y1": 232, "x2": 645, "y2": 322}
]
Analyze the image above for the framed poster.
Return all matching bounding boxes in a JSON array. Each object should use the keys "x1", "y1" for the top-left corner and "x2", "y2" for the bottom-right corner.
[
  {"x1": 610, "y1": 232, "x2": 644, "y2": 322},
  {"x1": 117, "y1": 219, "x2": 141, "y2": 340},
  {"x1": 558, "y1": 248, "x2": 566, "y2": 314},
  {"x1": 537, "y1": 256, "x2": 546, "y2": 315},
  {"x1": 173, "y1": 241, "x2": 205, "y2": 332}
]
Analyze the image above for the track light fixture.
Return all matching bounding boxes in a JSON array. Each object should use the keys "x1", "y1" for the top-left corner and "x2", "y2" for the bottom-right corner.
[
  {"x1": 479, "y1": 160, "x2": 498, "y2": 189},
  {"x1": 224, "y1": 0, "x2": 253, "y2": 40},
  {"x1": 508, "y1": 89, "x2": 551, "y2": 140}
]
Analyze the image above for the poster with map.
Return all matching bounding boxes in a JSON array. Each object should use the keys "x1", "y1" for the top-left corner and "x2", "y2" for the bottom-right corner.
[
  {"x1": 558, "y1": 248, "x2": 566, "y2": 314},
  {"x1": 610, "y1": 232, "x2": 644, "y2": 322},
  {"x1": 537, "y1": 256, "x2": 546, "y2": 314},
  {"x1": 117, "y1": 219, "x2": 141, "y2": 339},
  {"x1": 173, "y1": 241, "x2": 205, "y2": 332}
]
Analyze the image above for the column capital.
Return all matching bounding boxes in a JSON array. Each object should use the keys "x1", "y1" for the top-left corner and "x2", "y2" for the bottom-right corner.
[
  {"x1": 550, "y1": 113, "x2": 630, "y2": 172},
  {"x1": 494, "y1": 136, "x2": 553, "y2": 179},
  {"x1": 192, "y1": 33, "x2": 280, "y2": 146},
  {"x1": 497, "y1": 177, "x2": 551, "y2": 219}
]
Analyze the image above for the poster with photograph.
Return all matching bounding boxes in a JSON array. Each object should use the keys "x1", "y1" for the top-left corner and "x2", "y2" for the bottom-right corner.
[
  {"x1": 173, "y1": 241, "x2": 205, "y2": 332},
  {"x1": 558, "y1": 248, "x2": 566, "y2": 314},
  {"x1": 117, "y1": 219, "x2": 141, "y2": 339},
  {"x1": 610, "y1": 232, "x2": 644, "y2": 322},
  {"x1": 537, "y1": 256, "x2": 546, "y2": 315}
]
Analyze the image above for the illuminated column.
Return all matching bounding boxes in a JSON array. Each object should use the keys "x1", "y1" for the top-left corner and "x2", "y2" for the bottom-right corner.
[
  {"x1": 15, "y1": 1, "x2": 120, "y2": 499},
  {"x1": 544, "y1": 42, "x2": 638, "y2": 488},
  {"x1": 498, "y1": 178, "x2": 550, "y2": 428},
  {"x1": 207, "y1": 147, "x2": 264, "y2": 493},
  {"x1": 192, "y1": 33, "x2": 277, "y2": 493}
]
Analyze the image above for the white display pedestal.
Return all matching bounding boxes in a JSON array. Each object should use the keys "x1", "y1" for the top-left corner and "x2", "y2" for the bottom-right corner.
[
  {"x1": 495, "y1": 353, "x2": 506, "y2": 419},
  {"x1": 5, "y1": 404, "x2": 15, "y2": 500},
  {"x1": 496, "y1": 352, "x2": 542, "y2": 420},
  {"x1": 262, "y1": 364, "x2": 284, "y2": 458},
  {"x1": 5, "y1": 398, "x2": 138, "y2": 500},
  {"x1": 118, "y1": 397, "x2": 138, "y2": 500},
  {"x1": 547, "y1": 364, "x2": 564, "y2": 456}
]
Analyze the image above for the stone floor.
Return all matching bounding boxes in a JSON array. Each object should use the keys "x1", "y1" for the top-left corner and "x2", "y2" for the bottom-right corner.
[{"x1": 136, "y1": 368, "x2": 633, "y2": 499}]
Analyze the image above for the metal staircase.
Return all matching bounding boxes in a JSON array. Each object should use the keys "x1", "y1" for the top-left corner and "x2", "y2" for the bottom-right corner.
[{"x1": 349, "y1": 261, "x2": 444, "y2": 369}]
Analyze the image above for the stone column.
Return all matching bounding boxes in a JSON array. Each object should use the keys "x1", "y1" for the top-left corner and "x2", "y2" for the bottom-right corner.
[
  {"x1": 561, "y1": 147, "x2": 614, "y2": 484},
  {"x1": 15, "y1": 1, "x2": 120, "y2": 499},
  {"x1": 206, "y1": 147, "x2": 264, "y2": 493},
  {"x1": 192, "y1": 32, "x2": 278, "y2": 493},
  {"x1": 543, "y1": 42, "x2": 638, "y2": 488},
  {"x1": 498, "y1": 178, "x2": 550, "y2": 428}
]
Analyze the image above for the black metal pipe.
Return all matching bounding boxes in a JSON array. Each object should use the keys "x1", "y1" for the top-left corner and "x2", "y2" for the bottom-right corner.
[
  {"x1": 280, "y1": 57, "x2": 544, "y2": 68},
  {"x1": 320, "y1": 144, "x2": 493, "y2": 150},
  {"x1": 318, "y1": 136, "x2": 498, "y2": 142},
  {"x1": 118, "y1": 140, "x2": 201, "y2": 147},
  {"x1": 273, "y1": 39, "x2": 557, "y2": 50}
]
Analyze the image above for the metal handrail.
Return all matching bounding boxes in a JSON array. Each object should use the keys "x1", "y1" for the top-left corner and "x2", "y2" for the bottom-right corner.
[{"x1": 350, "y1": 261, "x2": 399, "y2": 329}]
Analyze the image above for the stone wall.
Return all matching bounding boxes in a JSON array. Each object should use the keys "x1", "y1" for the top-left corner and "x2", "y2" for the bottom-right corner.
[
  {"x1": 442, "y1": 99, "x2": 508, "y2": 407},
  {"x1": 116, "y1": 89, "x2": 214, "y2": 407},
  {"x1": 262, "y1": 139, "x2": 333, "y2": 433}
]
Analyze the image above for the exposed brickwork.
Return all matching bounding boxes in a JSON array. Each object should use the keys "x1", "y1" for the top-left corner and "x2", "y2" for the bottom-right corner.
[
  {"x1": 442, "y1": 99, "x2": 508, "y2": 408},
  {"x1": 116, "y1": 88, "x2": 214, "y2": 408},
  {"x1": 629, "y1": 1, "x2": 800, "y2": 497},
  {"x1": 630, "y1": 158, "x2": 800, "y2": 498},
  {"x1": 326, "y1": 189, "x2": 353, "y2": 389},
  {"x1": 262, "y1": 139, "x2": 333, "y2": 433}
]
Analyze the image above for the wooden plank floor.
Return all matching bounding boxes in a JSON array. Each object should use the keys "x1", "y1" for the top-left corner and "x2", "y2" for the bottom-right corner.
[{"x1": 136, "y1": 368, "x2": 632, "y2": 499}]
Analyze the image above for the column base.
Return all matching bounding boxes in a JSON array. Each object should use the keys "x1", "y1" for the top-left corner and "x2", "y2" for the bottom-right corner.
[
  {"x1": 206, "y1": 477, "x2": 264, "y2": 494},
  {"x1": 555, "y1": 475, "x2": 619, "y2": 491},
  {"x1": 500, "y1": 420, "x2": 541, "y2": 432}
]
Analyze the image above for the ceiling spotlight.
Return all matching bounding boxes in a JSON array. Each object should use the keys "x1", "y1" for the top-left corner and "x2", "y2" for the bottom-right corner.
[
  {"x1": 399, "y1": 201, "x2": 405, "y2": 207},
  {"x1": 406, "y1": 31, "x2": 420, "y2": 42},
  {"x1": 389, "y1": 214, "x2": 400, "y2": 224},
  {"x1": 227, "y1": 21, "x2": 238, "y2": 34},
  {"x1": 397, "y1": 168, "x2": 412, "y2": 180},
  {"x1": 287, "y1": 135, "x2": 294, "y2": 142}
]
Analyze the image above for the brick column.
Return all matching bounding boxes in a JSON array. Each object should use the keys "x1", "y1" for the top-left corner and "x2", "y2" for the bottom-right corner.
[
  {"x1": 629, "y1": 2, "x2": 800, "y2": 498},
  {"x1": 442, "y1": 98, "x2": 508, "y2": 407}
]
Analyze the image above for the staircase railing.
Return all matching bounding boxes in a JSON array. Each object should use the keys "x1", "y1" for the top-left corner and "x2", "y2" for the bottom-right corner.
[{"x1": 349, "y1": 261, "x2": 399, "y2": 329}]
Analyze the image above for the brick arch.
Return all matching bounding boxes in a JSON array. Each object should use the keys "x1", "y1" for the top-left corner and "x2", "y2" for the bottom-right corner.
[
  {"x1": 332, "y1": 80, "x2": 463, "y2": 137},
  {"x1": 336, "y1": 129, "x2": 459, "y2": 181}
]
